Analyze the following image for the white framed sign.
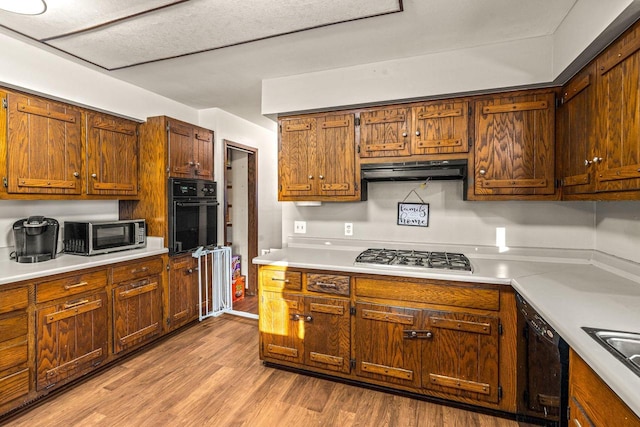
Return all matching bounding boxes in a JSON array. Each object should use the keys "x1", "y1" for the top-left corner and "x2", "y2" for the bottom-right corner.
[{"x1": 397, "y1": 202, "x2": 429, "y2": 227}]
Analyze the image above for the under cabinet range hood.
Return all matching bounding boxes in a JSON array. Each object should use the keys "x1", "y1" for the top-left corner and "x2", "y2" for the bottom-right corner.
[{"x1": 360, "y1": 159, "x2": 467, "y2": 182}]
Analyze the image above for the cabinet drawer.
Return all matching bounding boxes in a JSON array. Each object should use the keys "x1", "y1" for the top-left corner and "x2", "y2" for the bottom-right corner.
[
  {"x1": 0, "y1": 313, "x2": 28, "y2": 342},
  {"x1": 112, "y1": 257, "x2": 163, "y2": 284},
  {"x1": 0, "y1": 287, "x2": 29, "y2": 314},
  {"x1": 355, "y1": 277, "x2": 500, "y2": 311},
  {"x1": 307, "y1": 273, "x2": 350, "y2": 296},
  {"x1": 0, "y1": 338, "x2": 28, "y2": 372},
  {"x1": 260, "y1": 269, "x2": 302, "y2": 290},
  {"x1": 36, "y1": 270, "x2": 108, "y2": 303},
  {"x1": 0, "y1": 369, "x2": 29, "y2": 406}
]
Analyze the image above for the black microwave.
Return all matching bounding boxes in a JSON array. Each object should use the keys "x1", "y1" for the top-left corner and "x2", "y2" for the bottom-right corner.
[{"x1": 64, "y1": 219, "x2": 146, "y2": 256}]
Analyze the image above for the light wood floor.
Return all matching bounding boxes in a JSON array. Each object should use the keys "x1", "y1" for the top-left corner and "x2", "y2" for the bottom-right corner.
[
  {"x1": 232, "y1": 294, "x2": 258, "y2": 314},
  {"x1": 5, "y1": 316, "x2": 537, "y2": 427}
]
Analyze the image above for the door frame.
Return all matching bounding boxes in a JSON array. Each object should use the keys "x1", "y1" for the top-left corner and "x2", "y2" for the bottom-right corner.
[{"x1": 223, "y1": 139, "x2": 258, "y2": 296}]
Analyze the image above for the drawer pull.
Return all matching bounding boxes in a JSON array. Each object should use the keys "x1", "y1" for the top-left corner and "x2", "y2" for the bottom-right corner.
[
  {"x1": 271, "y1": 278, "x2": 290, "y2": 283},
  {"x1": 64, "y1": 281, "x2": 88, "y2": 290},
  {"x1": 63, "y1": 299, "x2": 89, "y2": 309},
  {"x1": 131, "y1": 267, "x2": 149, "y2": 274},
  {"x1": 314, "y1": 282, "x2": 337, "y2": 288}
]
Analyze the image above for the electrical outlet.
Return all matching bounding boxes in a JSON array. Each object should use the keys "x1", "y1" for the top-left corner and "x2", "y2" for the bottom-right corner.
[
  {"x1": 294, "y1": 221, "x2": 306, "y2": 234},
  {"x1": 344, "y1": 222, "x2": 353, "y2": 236},
  {"x1": 261, "y1": 249, "x2": 270, "y2": 255}
]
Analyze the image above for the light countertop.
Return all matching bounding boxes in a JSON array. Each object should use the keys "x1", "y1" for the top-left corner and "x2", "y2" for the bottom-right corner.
[
  {"x1": 253, "y1": 238, "x2": 640, "y2": 416},
  {"x1": 0, "y1": 237, "x2": 168, "y2": 285}
]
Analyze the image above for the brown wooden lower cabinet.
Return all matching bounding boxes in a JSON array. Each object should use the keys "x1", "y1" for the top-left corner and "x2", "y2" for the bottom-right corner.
[
  {"x1": 168, "y1": 253, "x2": 199, "y2": 330},
  {"x1": 569, "y1": 348, "x2": 640, "y2": 426},
  {"x1": 258, "y1": 266, "x2": 517, "y2": 414},
  {"x1": 0, "y1": 286, "x2": 30, "y2": 410},
  {"x1": 112, "y1": 275, "x2": 163, "y2": 354},
  {"x1": 36, "y1": 292, "x2": 108, "y2": 391}
]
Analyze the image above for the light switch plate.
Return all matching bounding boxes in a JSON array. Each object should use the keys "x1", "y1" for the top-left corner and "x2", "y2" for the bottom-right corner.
[{"x1": 294, "y1": 221, "x2": 306, "y2": 234}]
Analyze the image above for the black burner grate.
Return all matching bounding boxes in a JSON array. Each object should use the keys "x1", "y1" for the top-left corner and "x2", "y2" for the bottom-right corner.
[{"x1": 355, "y1": 248, "x2": 472, "y2": 272}]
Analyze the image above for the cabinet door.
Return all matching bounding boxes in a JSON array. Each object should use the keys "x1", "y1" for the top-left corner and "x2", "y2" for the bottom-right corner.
[
  {"x1": 359, "y1": 107, "x2": 411, "y2": 158},
  {"x1": 194, "y1": 128, "x2": 214, "y2": 180},
  {"x1": 422, "y1": 311, "x2": 500, "y2": 403},
  {"x1": 169, "y1": 255, "x2": 199, "y2": 330},
  {"x1": 259, "y1": 291, "x2": 303, "y2": 364},
  {"x1": 412, "y1": 100, "x2": 469, "y2": 155},
  {"x1": 558, "y1": 64, "x2": 596, "y2": 195},
  {"x1": 279, "y1": 117, "x2": 316, "y2": 198},
  {"x1": 113, "y1": 275, "x2": 162, "y2": 354},
  {"x1": 316, "y1": 113, "x2": 358, "y2": 198},
  {"x1": 168, "y1": 120, "x2": 195, "y2": 178},
  {"x1": 354, "y1": 302, "x2": 421, "y2": 388},
  {"x1": 36, "y1": 292, "x2": 108, "y2": 391},
  {"x1": 304, "y1": 296, "x2": 350, "y2": 374},
  {"x1": 474, "y1": 92, "x2": 555, "y2": 196},
  {"x1": 86, "y1": 112, "x2": 138, "y2": 196},
  {"x1": 595, "y1": 25, "x2": 640, "y2": 192},
  {"x1": 6, "y1": 92, "x2": 82, "y2": 194}
]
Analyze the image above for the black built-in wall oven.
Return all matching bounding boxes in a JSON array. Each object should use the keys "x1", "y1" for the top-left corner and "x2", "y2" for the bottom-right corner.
[{"x1": 168, "y1": 178, "x2": 218, "y2": 255}]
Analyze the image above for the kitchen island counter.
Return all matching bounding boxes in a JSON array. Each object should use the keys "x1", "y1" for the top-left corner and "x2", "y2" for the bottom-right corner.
[{"x1": 253, "y1": 239, "x2": 640, "y2": 417}]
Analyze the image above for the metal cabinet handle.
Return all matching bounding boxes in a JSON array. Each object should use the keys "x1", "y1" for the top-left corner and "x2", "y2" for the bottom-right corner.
[
  {"x1": 315, "y1": 282, "x2": 337, "y2": 288},
  {"x1": 593, "y1": 156, "x2": 603, "y2": 163},
  {"x1": 479, "y1": 169, "x2": 486, "y2": 175},
  {"x1": 73, "y1": 172, "x2": 80, "y2": 177},
  {"x1": 308, "y1": 175, "x2": 313, "y2": 179},
  {"x1": 305, "y1": 316, "x2": 313, "y2": 322},
  {"x1": 402, "y1": 132, "x2": 408, "y2": 137},
  {"x1": 415, "y1": 130, "x2": 421, "y2": 136},
  {"x1": 319, "y1": 175, "x2": 324, "y2": 180},
  {"x1": 186, "y1": 268, "x2": 194, "y2": 274},
  {"x1": 271, "y1": 277, "x2": 290, "y2": 283},
  {"x1": 63, "y1": 299, "x2": 90, "y2": 309},
  {"x1": 91, "y1": 173, "x2": 97, "y2": 178},
  {"x1": 403, "y1": 330, "x2": 433, "y2": 339},
  {"x1": 131, "y1": 267, "x2": 149, "y2": 274},
  {"x1": 64, "y1": 281, "x2": 88, "y2": 290},
  {"x1": 584, "y1": 159, "x2": 593, "y2": 166},
  {"x1": 188, "y1": 161, "x2": 195, "y2": 166}
]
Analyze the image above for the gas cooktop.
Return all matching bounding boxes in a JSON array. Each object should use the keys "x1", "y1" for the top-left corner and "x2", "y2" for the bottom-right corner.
[{"x1": 355, "y1": 248, "x2": 472, "y2": 273}]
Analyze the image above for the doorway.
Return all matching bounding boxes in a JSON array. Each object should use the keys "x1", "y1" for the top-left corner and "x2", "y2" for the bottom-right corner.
[{"x1": 223, "y1": 140, "x2": 258, "y2": 317}]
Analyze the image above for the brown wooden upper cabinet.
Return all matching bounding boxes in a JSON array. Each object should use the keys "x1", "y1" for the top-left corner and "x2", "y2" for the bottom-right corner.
[
  {"x1": 359, "y1": 101, "x2": 469, "y2": 159},
  {"x1": 278, "y1": 112, "x2": 359, "y2": 201},
  {"x1": 594, "y1": 22, "x2": 640, "y2": 194},
  {"x1": 471, "y1": 90, "x2": 556, "y2": 199},
  {"x1": 168, "y1": 119, "x2": 214, "y2": 180},
  {"x1": 5, "y1": 91, "x2": 83, "y2": 195},
  {"x1": 557, "y1": 63, "x2": 596, "y2": 196},
  {"x1": 86, "y1": 112, "x2": 138, "y2": 196}
]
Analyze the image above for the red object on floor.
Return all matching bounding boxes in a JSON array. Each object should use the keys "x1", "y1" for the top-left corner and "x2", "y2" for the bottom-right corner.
[{"x1": 232, "y1": 275, "x2": 245, "y2": 302}]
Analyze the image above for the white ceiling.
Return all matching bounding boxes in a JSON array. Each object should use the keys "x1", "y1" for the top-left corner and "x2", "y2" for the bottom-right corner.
[{"x1": 0, "y1": 0, "x2": 578, "y2": 130}]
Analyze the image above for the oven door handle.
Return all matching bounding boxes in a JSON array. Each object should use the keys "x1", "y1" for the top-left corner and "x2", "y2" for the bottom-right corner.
[{"x1": 175, "y1": 201, "x2": 219, "y2": 207}]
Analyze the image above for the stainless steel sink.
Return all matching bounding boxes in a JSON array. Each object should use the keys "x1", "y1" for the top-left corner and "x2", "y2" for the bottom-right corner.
[{"x1": 583, "y1": 327, "x2": 640, "y2": 376}]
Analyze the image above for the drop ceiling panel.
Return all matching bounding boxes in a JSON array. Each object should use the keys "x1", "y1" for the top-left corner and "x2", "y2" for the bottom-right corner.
[
  {"x1": 31, "y1": 0, "x2": 402, "y2": 69},
  {"x1": 0, "y1": 0, "x2": 183, "y2": 40}
]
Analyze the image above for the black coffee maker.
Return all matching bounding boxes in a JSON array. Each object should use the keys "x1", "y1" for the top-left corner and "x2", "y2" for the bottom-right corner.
[{"x1": 12, "y1": 216, "x2": 59, "y2": 263}]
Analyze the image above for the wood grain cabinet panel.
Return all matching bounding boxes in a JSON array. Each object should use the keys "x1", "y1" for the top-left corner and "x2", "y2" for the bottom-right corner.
[
  {"x1": 359, "y1": 106, "x2": 411, "y2": 158},
  {"x1": 167, "y1": 119, "x2": 214, "y2": 180},
  {"x1": 472, "y1": 90, "x2": 556, "y2": 199},
  {"x1": 411, "y1": 100, "x2": 469, "y2": 155},
  {"x1": 278, "y1": 113, "x2": 359, "y2": 201},
  {"x1": 0, "y1": 285, "x2": 30, "y2": 408},
  {"x1": 0, "y1": 370, "x2": 29, "y2": 407},
  {"x1": 5, "y1": 91, "x2": 83, "y2": 195},
  {"x1": 112, "y1": 274, "x2": 163, "y2": 354},
  {"x1": 557, "y1": 64, "x2": 597, "y2": 196},
  {"x1": 594, "y1": 22, "x2": 640, "y2": 193},
  {"x1": 303, "y1": 296, "x2": 350, "y2": 374},
  {"x1": 36, "y1": 291, "x2": 108, "y2": 391},
  {"x1": 355, "y1": 302, "x2": 422, "y2": 388},
  {"x1": 422, "y1": 311, "x2": 500, "y2": 403},
  {"x1": 168, "y1": 254, "x2": 199, "y2": 330},
  {"x1": 259, "y1": 290, "x2": 303, "y2": 364},
  {"x1": 86, "y1": 112, "x2": 138, "y2": 196},
  {"x1": 569, "y1": 349, "x2": 640, "y2": 427}
]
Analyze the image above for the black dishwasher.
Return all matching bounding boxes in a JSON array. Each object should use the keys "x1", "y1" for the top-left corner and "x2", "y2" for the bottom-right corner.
[{"x1": 516, "y1": 292, "x2": 568, "y2": 427}]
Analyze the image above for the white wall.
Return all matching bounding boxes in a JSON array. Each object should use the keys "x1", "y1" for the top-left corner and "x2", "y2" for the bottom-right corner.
[
  {"x1": 198, "y1": 108, "x2": 281, "y2": 253},
  {"x1": 262, "y1": 36, "x2": 553, "y2": 116},
  {"x1": 595, "y1": 202, "x2": 640, "y2": 264},
  {"x1": 283, "y1": 181, "x2": 596, "y2": 250},
  {"x1": 230, "y1": 151, "x2": 249, "y2": 275}
]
